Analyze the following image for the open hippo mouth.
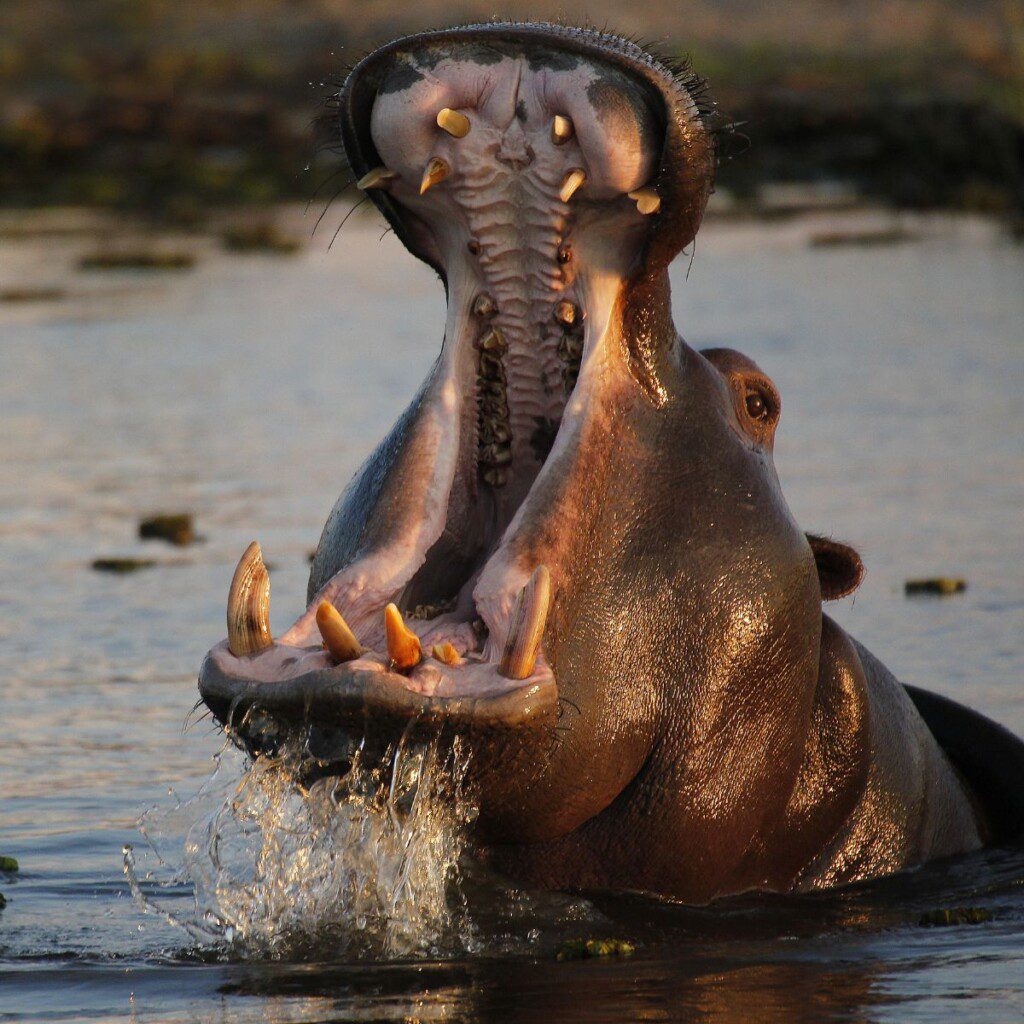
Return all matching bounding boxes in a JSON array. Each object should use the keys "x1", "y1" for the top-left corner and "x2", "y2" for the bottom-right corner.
[{"x1": 199, "y1": 23, "x2": 715, "y2": 746}]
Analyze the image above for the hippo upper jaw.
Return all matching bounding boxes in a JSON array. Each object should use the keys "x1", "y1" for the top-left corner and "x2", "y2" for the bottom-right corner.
[{"x1": 198, "y1": 25, "x2": 715, "y2": 752}]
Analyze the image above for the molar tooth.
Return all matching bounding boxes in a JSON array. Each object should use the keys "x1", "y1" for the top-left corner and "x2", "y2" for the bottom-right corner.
[
  {"x1": 315, "y1": 601, "x2": 363, "y2": 664},
  {"x1": 500, "y1": 565, "x2": 552, "y2": 680},
  {"x1": 419, "y1": 157, "x2": 450, "y2": 195},
  {"x1": 551, "y1": 115, "x2": 574, "y2": 145},
  {"x1": 472, "y1": 293, "x2": 497, "y2": 318},
  {"x1": 227, "y1": 541, "x2": 273, "y2": 657},
  {"x1": 357, "y1": 166, "x2": 397, "y2": 190},
  {"x1": 384, "y1": 603, "x2": 422, "y2": 671},
  {"x1": 554, "y1": 299, "x2": 578, "y2": 327},
  {"x1": 436, "y1": 107, "x2": 470, "y2": 138},
  {"x1": 478, "y1": 326, "x2": 507, "y2": 352},
  {"x1": 482, "y1": 422, "x2": 512, "y2": 445},
  {"x1": 479, "y1": 351, "x2": 505, "y2": 378},
  {"x1": 482, "y1": 467, "x2": 508, "y2": 487},
  {"x1": 481, "y1": 443, "x2": 512, "y2": 466},
  {"x1": 559, "y1": 168, "x2": 586, "y2": 204},
  {"x1": 628, "y1": 186, "x2": 661, "y2": 215},
  {"x1": 431, "y1": 642, "x2": 462, "y2": 666}
]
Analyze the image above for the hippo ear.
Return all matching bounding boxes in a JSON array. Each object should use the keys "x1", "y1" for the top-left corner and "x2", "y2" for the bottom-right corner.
[{"x1": 807, "y1": 534, "x2": 864, "y2": 600}]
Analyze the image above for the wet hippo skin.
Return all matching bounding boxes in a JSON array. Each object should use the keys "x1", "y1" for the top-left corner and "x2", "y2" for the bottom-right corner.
[{"x1": 199, "y1": 23, "x2": 1024, "y2": 903}]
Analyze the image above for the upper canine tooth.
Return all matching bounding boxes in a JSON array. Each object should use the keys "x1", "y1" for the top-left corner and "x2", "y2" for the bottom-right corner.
[
  {"x1": 419, "y1": 157, "x2": 450, "y2": 195},
  {"x1": 436, "y1": 107, "x2": 470, "y2": 138},
  {"x1": 559, "y1": 168, "x2": 586, "y2": 204},
  {"x1": 227, "y1": 541, "x2": 273, "y2": 657},
  {"x1": 499, "y1": 565, "x2": 552, "y2": 680},
  {"x1": 385, "y1": 603, "x2": 422, "y2": 671},
  {"x1": 628, "y1": 187, "x2": 661, "y2": 215},
  {"x1": 357, "y1": 166, "x2": 397, "y2": 190},
  {"x1": 551, "y1": 115, "x2": 574, "y2": 145},
  {"x1": 316, "y1": 601, "x2": 363, "y2": 664}
]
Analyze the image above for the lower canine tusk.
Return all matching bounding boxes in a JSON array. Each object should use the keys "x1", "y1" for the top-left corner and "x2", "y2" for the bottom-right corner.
[
  {"x1": 227, "y1": 541, "x2": 273, "y2": 657},
  {"x1": 559, "y1": 168, "x2": 586, "y2": 204},
  {"x1": 500, "y1": 565, "x2": 552, "y2": 679},
  {"x1": 385, "y1": 603, "x2": 422, "y2": 671},
  {"x1": 628, "y1": 187, "x2": 661, "y2": 215},
  {"x1": 420, "y1": 157, "x2": 450, "y2": 195},
  {"x1": 316, "y1": 601, "x2": 363, "y2": 664}
]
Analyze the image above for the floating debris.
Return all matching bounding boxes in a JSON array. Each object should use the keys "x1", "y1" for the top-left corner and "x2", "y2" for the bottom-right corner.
[
  {"x1": 905, "y1": 577, "x2": 967, "y2": 596},
  {"x1": 556, "y1": 939, "x2": 636, "y2": 961},
  {"x1": 0, "y1": 287, "x2": 66, "y2": 303},
  {"x1": 0, "y1": 857, "x2": 18, "y2": 872},
  {"x1": 91, "y1": 557, "x2": 158, "y2": 574},
  {"x1": 79, "y1": 251, "x2": 196, "y2": 271},
  {"x1": 222, "y1": 222, "x2": 301, "y2": 254},
  {"x1": 810, "y1": 227, "x2": 916, "y2": 248},
  {"x1": 138, "y1": 513, "x2": 195, "y2": 546},
  {"x1": 919, "y1": 906, "x2": 992, "y2": 927}
]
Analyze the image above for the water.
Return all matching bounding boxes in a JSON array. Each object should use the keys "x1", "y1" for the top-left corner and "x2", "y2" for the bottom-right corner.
[{"x1": 1, "y1": 208, "x2": 1022, "y2": 1021}]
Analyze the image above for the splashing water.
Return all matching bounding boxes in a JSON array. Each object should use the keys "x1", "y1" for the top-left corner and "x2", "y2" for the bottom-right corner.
[{"x1": 125, "y1": 730, "x2": 479, "y2": 959}]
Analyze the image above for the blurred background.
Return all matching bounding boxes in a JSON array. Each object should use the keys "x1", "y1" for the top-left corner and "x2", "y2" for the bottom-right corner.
[
  {"x1": 2, "y1": 5, "x2": 1024, "y2": 1021},
  {"x1": 1, "y1": 0, "x2": 1023, "y2": 219}
]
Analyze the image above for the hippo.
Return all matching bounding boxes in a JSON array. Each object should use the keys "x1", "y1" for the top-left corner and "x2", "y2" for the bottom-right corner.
[{"x1": 199, "y1": 23, "x2": 1024, "y2": 903}]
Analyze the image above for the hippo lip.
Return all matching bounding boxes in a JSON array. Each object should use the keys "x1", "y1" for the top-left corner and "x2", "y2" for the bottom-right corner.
[
  {"x1": 200, "y1": 641, "x2": 557, "y2": 738},
  {"x1": 198, "y1": 23, "x2": 715, "y2": 744}
]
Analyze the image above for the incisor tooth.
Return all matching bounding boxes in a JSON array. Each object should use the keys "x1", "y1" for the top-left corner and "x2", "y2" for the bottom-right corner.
[
  {"x1": 227, "y1": 541, "x2": 273, "y2": 657},
  {"x1": 419, "y1": 157, "x2": 450, "y2": 195},
  {"x1": 500, "y1": 565, "x2": 552, "y2": 680},
  {"x1": 316, "y1": 601, "x2": 363, "y2": 664},
  {"x1": 357, "y1": 166, "x2": 397, "y2": 190},
  {"x1": 385, "y1": 603, "x2": 422, "y2": 671},
  {"x1": 431, "y1": 642, "x2": 462, "y2": 666},
  {"x1": 436, "y1": 107, "x2": 470, "y2": 138},
  {"x1": 551, "y1": 115, "x2": 574, "y2": 145},
  {"x1": 559, "y1": 168, "x2": 587, "y2": 204},
  {"x1": 628, "y1": 187, "x2": 661, "y2": 215}
]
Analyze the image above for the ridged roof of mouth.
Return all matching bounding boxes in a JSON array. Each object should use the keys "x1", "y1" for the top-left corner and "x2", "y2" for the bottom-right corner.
[
  {"x1": 338, "y1": 22, "x2": 717, "y2": 278},
  {"x1": 199, "y1": 24, "x2": 717, "y2": 745}
]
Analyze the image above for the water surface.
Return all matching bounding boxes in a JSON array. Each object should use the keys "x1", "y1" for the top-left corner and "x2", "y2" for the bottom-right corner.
[{"x1": 1, "y1": 209, "x2": 1022, "y2": 1021}]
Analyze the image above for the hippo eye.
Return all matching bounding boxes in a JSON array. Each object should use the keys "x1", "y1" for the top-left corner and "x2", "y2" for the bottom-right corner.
[
  {"x1": 739, "y1": 378, "x2": 779, "y2": 431},
  {"x1": 745, "y1": 391, "x2": 767, "y2": 420}
]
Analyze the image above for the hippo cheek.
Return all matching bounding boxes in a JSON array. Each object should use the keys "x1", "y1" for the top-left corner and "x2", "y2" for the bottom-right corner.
[{"x1": 197, "y1": 25, "x2": 715, "y2": 843}]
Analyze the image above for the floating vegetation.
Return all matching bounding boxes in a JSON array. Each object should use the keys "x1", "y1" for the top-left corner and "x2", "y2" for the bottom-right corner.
[
  {"x1": 0, "y1": 857, "x2": 18, "y2": 872},
  {"x1": 91, "y1": 557, "x2": 158, "y2": 574},
  {"x1": 138, "y1": 513, "x2": 195, "y2": 546},
  {"x1": 919, "y1": 906, "x2": 993, "y2": 927},
  {"x1": 79, "y1": 251, "x2": 196, "y2": 271},
  {"x1": 810, "y1": 227, "x2": 916, "y2": 248},
  {"x1": 905, "y1": 577, "x2": 967, "y2": 596},
  {"x1": 126, "y1": 730, "x2": 479, "y2": 959},
  {"x1": 222, "y1": 222, "x2": 301, "y2": 254},
  {"x1": 556, "y1": 938, "x2": 636, "y2": 960},
  {"x1": 0, "y1": 287, "x2": 66, "y2": 303}
]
